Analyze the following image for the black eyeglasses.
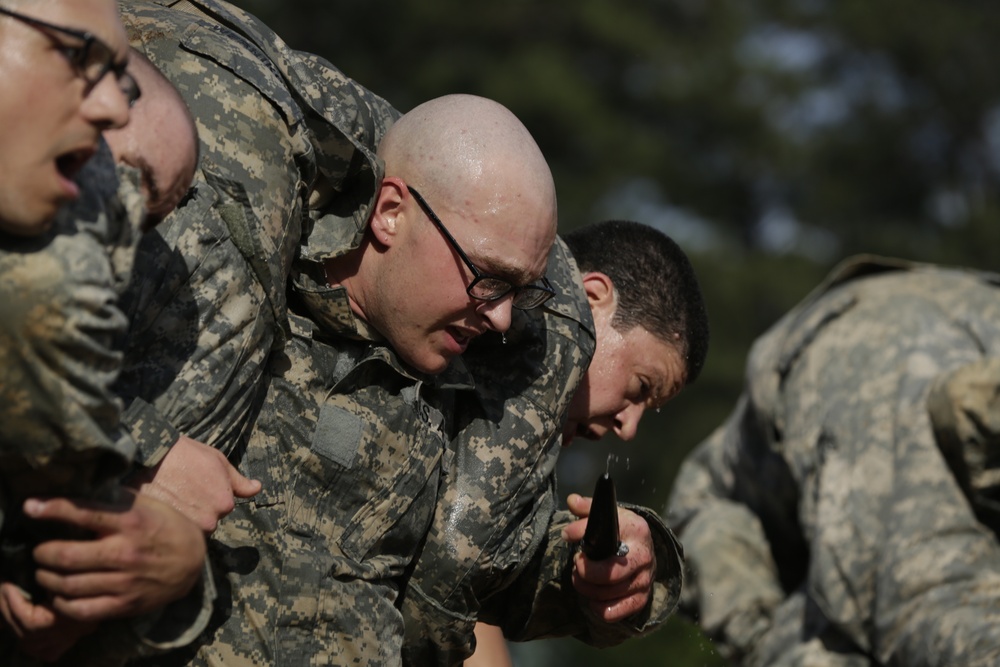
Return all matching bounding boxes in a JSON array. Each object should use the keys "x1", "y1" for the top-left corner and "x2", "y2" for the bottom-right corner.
[
  {"x1": 0, "y1": 7, "x2": 141, "y2": 107},
  {"x1": 407, "y1": 185, "x2": 555, "y2": 310}
]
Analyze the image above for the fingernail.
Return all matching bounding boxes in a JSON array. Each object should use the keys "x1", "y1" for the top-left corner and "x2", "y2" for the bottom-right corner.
[{"x1": 23, "y1": 499, "x2": 46, "y2": 515}]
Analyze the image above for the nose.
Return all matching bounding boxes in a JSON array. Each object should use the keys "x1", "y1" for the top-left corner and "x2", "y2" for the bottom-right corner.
[
  {"x1": 613, "y1": 403, "x2": 646, "y2": 441},
  {"x1": 81, "y1": 73, "x2": 131, "y2": 130},
  {"x1": 478, "y1": 294, "x2": 514, "y2": 333}
]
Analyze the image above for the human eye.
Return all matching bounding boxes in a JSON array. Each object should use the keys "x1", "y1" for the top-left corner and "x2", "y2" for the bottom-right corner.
[
  {"x1": 56, "y1": 43, "x2": 88, "y2": 69},
  {"x1": 469, "y1": 276, "x2": 512, "y2": 300},
  {"x1": 632, "y1": 377, "x2": 651, "y2": 402}
]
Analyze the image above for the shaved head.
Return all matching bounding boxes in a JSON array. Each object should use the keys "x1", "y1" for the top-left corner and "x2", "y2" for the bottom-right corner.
[
  {"x1": 378, "y1": 93, "x2": 557, "y2": 248},
  {"x1": 332, "y1": 93, "x2": 558, "y2": 374}
]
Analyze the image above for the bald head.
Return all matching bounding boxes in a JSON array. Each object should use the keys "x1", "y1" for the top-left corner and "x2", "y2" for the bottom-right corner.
[
  {"x1": 332, "y1": 93, "x2": 558, "y2": 375},
  {"x1": 104, "y1": 48, "x2": 198, "y2": 228},
  {"x1": 378, "y1": 94, "x2": 557, "y2": 249}
]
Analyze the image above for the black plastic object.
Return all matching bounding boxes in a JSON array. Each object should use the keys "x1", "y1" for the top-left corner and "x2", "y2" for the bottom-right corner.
[{"x1": 581, "y1": 472, "x2": 626, "y2": 560}]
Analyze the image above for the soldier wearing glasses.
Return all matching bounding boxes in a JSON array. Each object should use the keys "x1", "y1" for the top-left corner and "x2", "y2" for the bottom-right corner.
[
  {"x1": 87, "y1": 2, "x2": 689, "y2": 665},
  {"x1": 402, "y1": 220, "x2": 708, "y2": 666},
  {"x1": 0, "y1": 2, "x2": 209, "y2": 664}
]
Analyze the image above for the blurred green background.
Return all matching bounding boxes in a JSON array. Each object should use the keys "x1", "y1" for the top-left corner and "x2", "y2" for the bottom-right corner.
[{"x1": 238, "y1": 0, "x2": 998, "y2": 664}]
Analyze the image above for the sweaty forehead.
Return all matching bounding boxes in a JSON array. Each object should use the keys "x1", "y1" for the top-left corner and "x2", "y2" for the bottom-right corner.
[
  {"x1": 461, "y1": 205, "x2": 555, "y2": 279},
  {"x1": 463, "y1": 223, "x2": 553, "y2": 285}
]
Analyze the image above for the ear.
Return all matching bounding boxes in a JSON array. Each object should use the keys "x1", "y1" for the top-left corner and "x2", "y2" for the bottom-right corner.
[
  {"x1": 369, "y1": 177, "x2": 406, "y2": 247},
  {"x1": 581, "y1": 271, "x2": 616, "y2": 318}
]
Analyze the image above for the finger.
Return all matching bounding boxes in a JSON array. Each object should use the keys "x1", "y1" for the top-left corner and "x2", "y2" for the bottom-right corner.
[
  {"x1": 35, "y1": 568, "x2": 132, "y2": 603},
  {"x1": 560, "y1": 515, "x2": 589, "y2": 543},
  {"x1": 571, "y1": 555, "x2": 634, "y2": 592},
  {"x1": 0, "y1": 584, "x2": 56, "y2": 632},
  {"x1": 565, "y1": 493, "x2": 593, "y2": 519},
  {"x1": 23, "y1": 497, "x2": 129, "y2": 536},
  {"x1": 50, "y1": 593, "x2": 140, "y2": 622},
  {"x1": 229, "y1": 467, "x2": 263, "y2": 500},
  {"x1": 572, "y1": 546, "x2": 653, "y2": 586},
  {"x1": 0, "y1": 585, "x2": 28, "y2": 635},
  {"x1": 34, "y1": 535, "x2": 130, "y2": 573},
  {"x1": 571, "y1": 553, "x2": 653, "y2": 607},
  {"x1": 586, "y1": 591, "x2": 651, "y2": 623}
]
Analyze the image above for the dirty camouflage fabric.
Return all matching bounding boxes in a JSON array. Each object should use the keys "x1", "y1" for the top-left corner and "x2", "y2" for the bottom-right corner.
[
  {"x1": 668, "y1": 255, "x2": 1000, "y2": 667},
  {"x1": 0, "y1": 144, "x2": 214, "y2": 667},
  {"x1": 115, "y1": 0, "x2": 396, "y2": 463},
  {"x1": 141, "y1": 275, "x2": 475, "y2": 667},
  {"x1": 399, "y1": 238, "x2": 684, "y2": 666},
  {"x1": 0, "y1": 143, "x2": 140, "y2": 529}
]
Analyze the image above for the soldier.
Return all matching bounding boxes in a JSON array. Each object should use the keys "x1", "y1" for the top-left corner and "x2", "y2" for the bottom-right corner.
[
  {"x1": 0, "y1": 5, "x2": 209, "y2": 660},
  {"x1": 113, "y1": 0, "x2": 395, "y2": 532},
  {"x1": 401, "y1": 220, "x2": 710, "y2": 666},
  {"x1": 105, "y1": 48, "x2": 200, "y2": 231},
  {"x1": 667, "y1": 256, "x2": 1000, "y2": 667},
  {"x1": 106, "y1": 3, "x2": 692, "y2": 665}
]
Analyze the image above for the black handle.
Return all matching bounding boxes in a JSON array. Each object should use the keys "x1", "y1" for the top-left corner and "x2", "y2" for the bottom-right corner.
[{"x1": 581, "y1": 472, "x2": 623, "y2": 560}]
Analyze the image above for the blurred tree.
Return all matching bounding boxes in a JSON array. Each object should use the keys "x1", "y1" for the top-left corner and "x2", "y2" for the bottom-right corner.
[{"x1": 230, "y1": 0, "x2": 1000, "y2": 663}]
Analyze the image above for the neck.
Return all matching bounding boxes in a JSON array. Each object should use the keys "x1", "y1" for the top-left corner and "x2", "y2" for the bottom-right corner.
[{"x1": 323, "y1": 244, "x2": 370, "y2": 324}]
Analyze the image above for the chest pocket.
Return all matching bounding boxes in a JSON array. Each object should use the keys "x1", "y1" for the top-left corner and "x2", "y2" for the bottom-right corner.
[
  {"x1": 248, "y1": 341, "x2": 445, "y2": 578},
  {"x1": 286, "y1": 385, "x2": 445, "y2": 569}
]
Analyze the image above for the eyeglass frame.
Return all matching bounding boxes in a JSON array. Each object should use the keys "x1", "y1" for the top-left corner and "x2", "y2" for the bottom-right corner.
[
  {"x1": 0, "y1": 6, "x2": 141, "y2": 106},
  {"x1": 406, "y1": 185, "x2": 555, "y2": 311}
]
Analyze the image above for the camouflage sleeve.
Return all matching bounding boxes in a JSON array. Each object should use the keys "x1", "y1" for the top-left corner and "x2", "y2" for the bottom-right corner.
[
  {"x1": 118, "y1": 1, "x2": 396, "y2": 461},
  {"x1": 787, "y1": 273, "x2": 1000, "y2": 666},
  {"x1": 173, "y1": 0, "x2": 397, "y2": 264},
  {"x1": 0, "y1": 147, "x2": 218, "y2": 666},
  {"x1": 665, "y1": 401, "x2": 787, "y2": 661},
  {"x1": 479, "y1": 502, "x2": 683, "y2": 647},
  {"x1": 869, "y1": 354, "x2": 1000, "y2": 667},
  {"x1": 669, "y1": 261, "x2": 1000, "y2": 666},
  {"x1": 0, "y1": 147, "x2": 138, "y2": 510},
  {"x1": 118, "y1": 3, "x2": 314, "y2": 461}
]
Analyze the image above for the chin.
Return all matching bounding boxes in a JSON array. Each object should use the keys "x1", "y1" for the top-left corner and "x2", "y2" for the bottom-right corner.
[{"x1": 408, "y1": 352, "x2": 450, "y2": 376}]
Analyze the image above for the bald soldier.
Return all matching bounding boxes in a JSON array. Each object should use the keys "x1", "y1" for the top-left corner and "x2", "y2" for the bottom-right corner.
[{"x1": 141, "y1": 92, "x2": 558, "y2": 667}]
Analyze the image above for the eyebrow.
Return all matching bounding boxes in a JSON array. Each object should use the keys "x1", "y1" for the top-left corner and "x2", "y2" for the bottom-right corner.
[{"x1": 478, "y1": 255, "x2": 543, "y2": 286}]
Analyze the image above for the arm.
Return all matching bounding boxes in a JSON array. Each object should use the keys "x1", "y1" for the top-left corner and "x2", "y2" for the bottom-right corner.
[
  {"x1": 762, "y1": 267, "x2": 1000, "y2": 664},
  {"x1": 464, "y1": 623, "x2": 512, "y2": 667},
  {"x1": 871, "y1": 356, "x2": 1000, "y2": 666},
  {"x1": 479, "y1": 498, "x2": 681, "y2": 647},
  {"x1": 665, "y1": 401, "x2": 788, "y2": 661},
  {"x1": 0, "y1": 150, "x2": 214, "y2": 663},
  {"x1": 0, "y1": 153, "x2": 137, "y2": 504}
]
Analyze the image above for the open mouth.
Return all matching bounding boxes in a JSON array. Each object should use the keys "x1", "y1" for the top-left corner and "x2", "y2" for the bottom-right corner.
[
  {"x1": 448, "y1": 326, "x2": 484, "y2": 353},
  {"x1": 56, "y1": 147, "x2": 96, "y2": 183}
]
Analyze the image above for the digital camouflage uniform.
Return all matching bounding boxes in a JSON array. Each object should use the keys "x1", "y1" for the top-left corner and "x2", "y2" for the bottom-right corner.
[
  {"x1": 111, "y1": 3, "x2": 684, "y2": 665},
  {"x1": 114, "y1": 2, "x2": 462, "y2": 665},
  {"x1": 0, "y1": 145, "x2": 213, "y2": 666},
  {"x1": 400, "y1": 239, "x2": 685, "y2": 666},
  {"x1": 0, "y1": 145, "x2": 140, "y2": 518},
  {"x1": 116, "y1": 0, "x2": 397, "y2": 463},
  {"x1": 668, "y1": 255, "x2": 1000, "y2": 667},
  {"x1": 153, "y1": 270, "x2": 479, "y2": 667}
]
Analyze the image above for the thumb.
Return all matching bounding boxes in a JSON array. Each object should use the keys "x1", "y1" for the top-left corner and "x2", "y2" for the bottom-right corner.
[
  {"x1": 566, "y1": 493, "x2": 593, "y2": 519},
  {"x1": 228, "y1": 467, "x2": 262, "y2": 499}
]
